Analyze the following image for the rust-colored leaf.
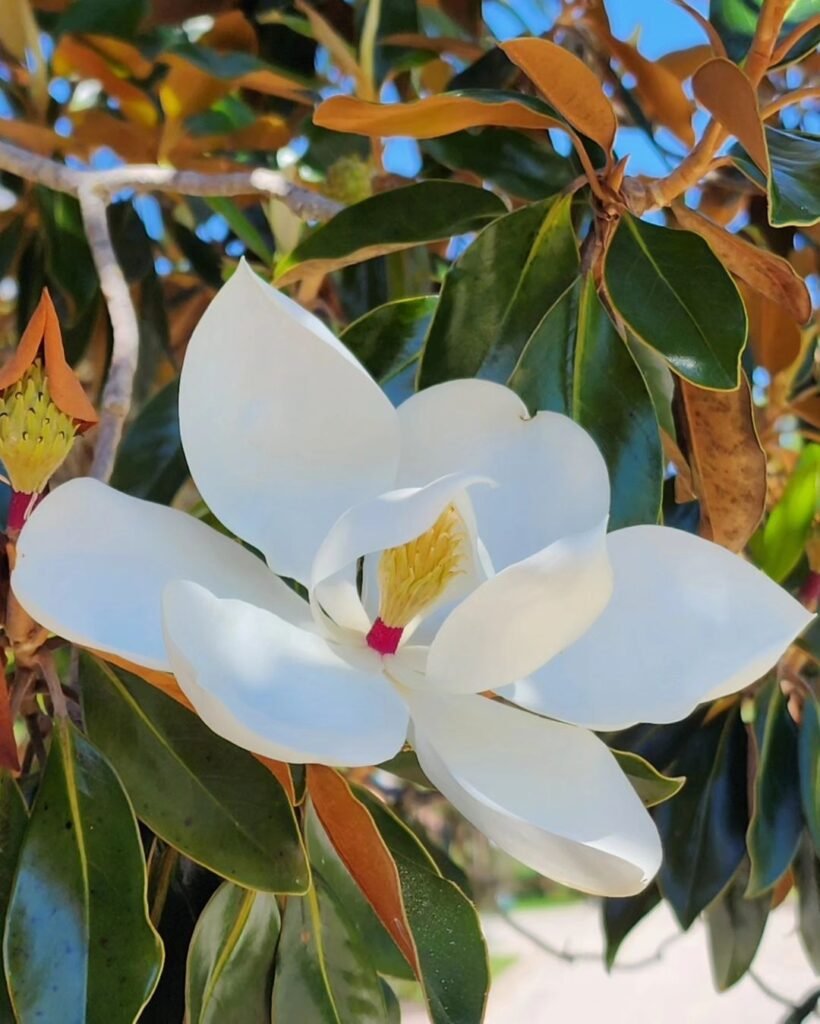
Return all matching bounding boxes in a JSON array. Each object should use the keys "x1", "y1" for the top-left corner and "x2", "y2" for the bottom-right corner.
[
  {"x1": 0, "y1": 291, "x2": 98, "y2": 427},
  {"x1": 314, "y1": 92, "x2": 566, "y2": 138},
  {"x1": 679, "y1": 375, "x2": 766, "y2": 551},
  {"x1": 657, "y1": 44, "x2": 713, "y2": 81},
  {"x1": 95, "y1": 651, "x2": 295, "y2": 802},
  {"x1": 0, "y1": 0, "x2": 47, "y2": 113},
  {"x1": 740, "y1": 282, "x2": 802, "y2": 376},
  {"x1": 297, "y1": 0, "x2": 364, "y2": 92},
  {"x1": 587, "y1": 3, "x2": 695, "y2": 147},
  {"x1": 673, "y1": 204, "x2": 811, "y2": 325},
  {"x1": 80, "y1": 34, "x2": 154, "y2": 79},
  {"x1": 0, "y1": 118, "x2": 64, "y2": 156},
  {"x1": 692, "y1": 57, "x2": 768, "y2": 173},
  {"x1": 71, "y1": 110, "x2": 159, "y2": 163},
  {"x1": 307, "y1": 765, "x2": 419, "y2": 974},
  {"x1": 500, "y1": 37, "x2": 616, "y2": 155},
  {"x1": 53, "y1": 37, "x2": 157, "y2": 127}
]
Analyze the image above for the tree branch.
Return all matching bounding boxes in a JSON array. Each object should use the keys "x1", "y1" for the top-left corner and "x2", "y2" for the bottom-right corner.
[
  {"x1": 624, "y1": 0, "x2": 792, "y2": 215},
  {"x1": 78, "y1": 186, "x2": 141, "y2": 483},
  {"x1": 0, "y1": 139, "x2": 342, "y2": 218},
  {"x1": 0, "y1": 138, "x2": 343, "y2": 480}
]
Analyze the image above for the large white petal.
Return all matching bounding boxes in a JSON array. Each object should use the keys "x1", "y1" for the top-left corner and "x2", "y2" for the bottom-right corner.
[
  {"x1": 179, "y1": 260, "x2": 400, "y2": 583},
  {"x1": 163, "y1": 581, "x2": 408, "y2": 766},
  {"x1": 422, "y1": 518, "x2": 612, "y2": 694},
  {"x1": 406, "y1": 692, "x2": 661, "y2": 897},
  {"x1": 505, "y1": 525, "x2": 814, "y2": 730},
  {"x1": 310, "y1": 472, "x2": 490, "y2": 638},
  {"x1": 12, "y1": 478, "x2": 308, "y2": 671},
  {"x1": 396, "y1": 380, "x2": 610, "y2": 569}
]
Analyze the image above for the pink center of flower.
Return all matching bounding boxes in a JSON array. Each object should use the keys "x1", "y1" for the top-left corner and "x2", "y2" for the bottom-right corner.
[{"x1": 366, "y1": 617, "x2": 403, "y2": 655}]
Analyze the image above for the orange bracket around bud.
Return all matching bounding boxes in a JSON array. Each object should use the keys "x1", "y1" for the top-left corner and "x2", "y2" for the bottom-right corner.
[{"x1": 0, "y1": 289, "x2": 98, "y2": 429}]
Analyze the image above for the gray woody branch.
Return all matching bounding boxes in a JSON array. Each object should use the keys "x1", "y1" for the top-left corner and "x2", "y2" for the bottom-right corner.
[{"x1": 0, "y1": 138, "x2": 343, "y2": 482}]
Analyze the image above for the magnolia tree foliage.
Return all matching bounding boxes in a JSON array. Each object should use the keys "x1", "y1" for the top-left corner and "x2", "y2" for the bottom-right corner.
[{"x1": 0, "y1": 0, "x2": 817, "y2": 1021}]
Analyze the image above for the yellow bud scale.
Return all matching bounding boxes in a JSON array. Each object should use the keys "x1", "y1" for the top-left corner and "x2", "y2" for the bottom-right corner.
[{"x1": 0, "y1": 361, "x2": 77, "y2": 496}]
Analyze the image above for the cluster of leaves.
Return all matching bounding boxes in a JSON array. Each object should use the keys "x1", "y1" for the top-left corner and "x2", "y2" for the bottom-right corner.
[{"x1": 0, "y1": 0, "x2": 817, "y2": 1021}]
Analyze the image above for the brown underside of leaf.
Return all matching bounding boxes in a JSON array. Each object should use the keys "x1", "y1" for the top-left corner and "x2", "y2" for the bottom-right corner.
[
  {"x1": 500, "y1": 37, "x2": 616, "y2": 155},
  {"x1": 307, "y1": 764, "x2": 420, "y2": 975},
  {"x1": 313, "y1": 92, "x2": 565, "y2": 138},
  {"x1": 679, "y1": 375, "x2": 766, "y2": 551},
  {"x1": 740, "y1": 281, "x2": 803, "y2": 376},
  {"x1": 673, "y1": 204, "x2": 811, "y2": 326},
  {"x1": 692, "y1": 57, "x2": 768, "y2": 173},
  {"x1": 586, "y1": 2, "x2": 694, "y2": 147}
]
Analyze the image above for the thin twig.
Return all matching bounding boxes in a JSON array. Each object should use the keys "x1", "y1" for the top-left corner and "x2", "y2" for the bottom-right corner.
[
  {"x1": 495, "y1": 904, "x2": 684, "y2": 970},
  {"x1": 0, "y1": 138, "x2": 343, "y2": 478},
  {"x1": 761, "y1": 87, "x2": 820, "y2": 120},
  {"x1": 79, "y1": 186, "x2": 141, "y2": 483},
  {"x1": 0, "y1": 139, "x2": 342, "y2": 218}
]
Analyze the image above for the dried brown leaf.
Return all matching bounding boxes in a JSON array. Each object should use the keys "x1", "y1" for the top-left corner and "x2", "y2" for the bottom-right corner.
[{"x1": 679, "y1": 375, "x2": 766, "y2": 551}]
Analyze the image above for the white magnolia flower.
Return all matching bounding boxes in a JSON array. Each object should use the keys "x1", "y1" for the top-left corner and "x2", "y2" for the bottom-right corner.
[{"x1": 12, "y1": 262, "x2": 812, "y2": 897}]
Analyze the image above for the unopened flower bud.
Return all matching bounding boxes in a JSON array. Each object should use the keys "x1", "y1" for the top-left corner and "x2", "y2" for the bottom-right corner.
[
  {"x1": 0, "y1": 290, "x2": 97, "y2": 532},
  {"x1": 323, "y1": 155, "x2": 374, "y2": 205}
]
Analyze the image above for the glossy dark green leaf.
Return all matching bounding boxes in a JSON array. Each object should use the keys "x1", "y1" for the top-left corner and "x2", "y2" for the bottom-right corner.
[
  {"x1": 611, "y1": 749, "x2": 686, "y2": 808},
  {"x1": 796, "y1": 616, "x2": 820, "y2": 661},
  {"x1": 379, "y1": 749, "x2": 434, "y2": 790},
  {"x1": 709, "y1": 0, "x2": 820, "y2": 65},
  {"x1": 356, "y1": 790, "x2": 489, "y2": 1024},
  {"x1": 799, "y1": 695, "x2": 820, "y2": 854},
  {"x1": 109, "y1": 201, "x2": 155, "y2": 284},
  {"x1": 186, "y1": 883, "x2": 279, "y2": 1024},
  {"x1": 655, "y1": 709, "x2": 749, "y2": 928},
  {"x1": 705, "y1": 860, "x2": 769, "y2": 990},
  {"x1": 510, "y1": 275, "x2": 663, "y2": 528},
  {"x1": 305, "y1": 804, "x2": 413, "y2": 981},
  {"x1": 271, "y1": 880, "x2": 390, "y2": 1023},
  {"x1": 35, "y1": 187, "x2": 98, "y2": 321},
  {"x1": 794, "y1": 832, "x2": 820, "y2": 972},
  {"x1": 0, "y1": 777, "x2": 27, "y2": 1020},
  {"x1": 56, "y1": 0, "x2": 147, "y2": 37},
  {"x1": 747, "y1": 680, "x2": 803, "y2": 896},
  {"x1": 170, "y1": 221, "x2": 223, "y2": 290},
  {"x1": 276, "y1": 181, "x2": 505, "y2": 284},
  {"x1": 110, "y1": 380, "x2": 188, "y2": 505},
  {"x1": 731, "y1": 128, "x2": 820, "y2": 227},
  {"x1": 341, "y1": 295, "x2": 436, "y2": 404},
  {"x1": 750, "y1": 444, "x2": 820, "y2": 582},
  {"x1": 602, "y1": 884, "x2": 661, "y2": 969},
  {"x1": 4, "y1": 720, "x2": 163, "y2": 1024},
  {"x1": 422, "y1": 128, "x2": 576, "y2": 200},
  {"x1": 604, "y1": 214, "x2": 746, "y2": 389},
  {"x1": 80, "y1": 655, "x2": 308, "y2": 894},
  {"x1": 420, "y1": 194, "x2": 579, "y2": 385},
  {"x1": 161, "y1": 42, "x2": 313, "y2": 89}
]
